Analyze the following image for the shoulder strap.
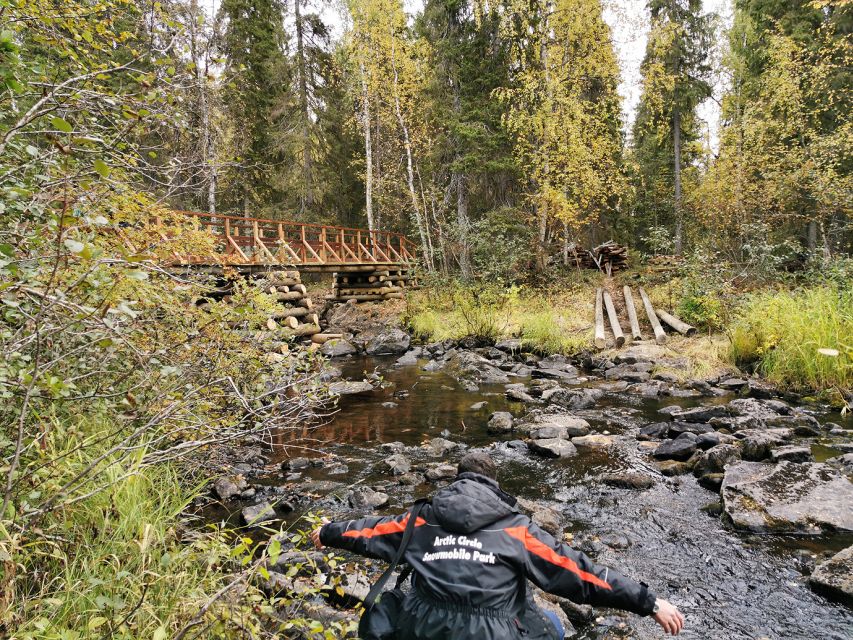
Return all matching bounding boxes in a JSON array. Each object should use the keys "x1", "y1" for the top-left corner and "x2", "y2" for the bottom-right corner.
[{"x1": 362, "y1": 499, "x2": 428, "y2": 610}]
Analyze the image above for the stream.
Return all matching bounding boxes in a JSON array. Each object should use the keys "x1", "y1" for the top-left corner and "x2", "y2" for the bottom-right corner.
[{"x1": 219, "y1": 353, "x2": 853, "y2": 639}]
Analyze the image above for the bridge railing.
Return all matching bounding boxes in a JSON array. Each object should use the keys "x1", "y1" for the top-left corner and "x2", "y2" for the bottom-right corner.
[{"x1": 171, "y1": 210, "x2": 417, "y2": 266}]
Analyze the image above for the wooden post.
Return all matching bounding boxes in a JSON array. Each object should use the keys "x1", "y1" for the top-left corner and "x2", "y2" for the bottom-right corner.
[
  {"x1": 656, "y1": 309, "x2": 696, "y2": 336},
  {"x1": 594, "y1": 288, "x2": 606, "y2": 349},
  {"x1": 300, "y1": 225, "x2": 307, "y2": 263},
  {"x1": 603, "y1": 290, "x2": 625, "y2": 348},
  {"x1": 639, "y1": 287, "x2": 667, "y2": 345},
  {"x1": 320, "y1": 227, "x2": 327, "y2": 263},
  {"x1": 623, "y1": 286, "x2": 643, "y2": 341}
]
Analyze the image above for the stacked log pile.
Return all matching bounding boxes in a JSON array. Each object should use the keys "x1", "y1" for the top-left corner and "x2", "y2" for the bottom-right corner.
[
  {"x1": 328, "y1": 266, "x2": 417, "y2": 303},
  {"x1": 253, "y1": 270, "x2": 320, "y2": 339},
  {"x1": 565, "y1": 241, "x2": 628, "y2": 274}
]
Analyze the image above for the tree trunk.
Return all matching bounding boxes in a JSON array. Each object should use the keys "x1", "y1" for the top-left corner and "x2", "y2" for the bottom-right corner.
[
  {"x1": 294, "y1": 0, "x2": 313, "y2": 212},
  {"x1": 807, "y1": 219, "x2": 817, "y2": 252},
  {"x1": 189, "y1": 0, "x2": 215, "y2": 214},
  {"x1": 673, "y1": 105, "x2": 683, "y2": 255},
  {"x1": 391, "y1": 41, "x2": 433, "y2": 272},
  {"x1": 452, "y1": 82, "x2": 472, "y2": 280},
  {"x1": 359, "y1": 63, "x2": 374, "y2": 232}
]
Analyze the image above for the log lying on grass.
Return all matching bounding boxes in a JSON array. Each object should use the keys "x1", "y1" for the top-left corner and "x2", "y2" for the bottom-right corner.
[
  {"x1": 602, "y1": 291, "x2": 625, "y2": 348},
  {"x1": 639, "y1": 287, "x2": 667, "y2": 345},
  {"x1": 656, "y1": 309, "x2": 697, "y2": 336},
  {"x1": 594, "y1": 288, "x2": 606, "y2": 349},
  {"x1": 623, "y1": 286, "x2": 643, "y2": 341}
]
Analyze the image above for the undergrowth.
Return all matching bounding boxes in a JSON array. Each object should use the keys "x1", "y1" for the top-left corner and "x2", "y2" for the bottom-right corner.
[{"x1": 728, "y1": 285, "x2": 852, "y2": 394}]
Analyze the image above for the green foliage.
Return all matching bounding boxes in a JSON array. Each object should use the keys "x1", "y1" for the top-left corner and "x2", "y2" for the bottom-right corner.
[
  {"x1": 728, "y1": 285, "x2": 853, "y2": 393},
  {"x1": 469, "y1": 207, "x2": 534, "y2": 284}
]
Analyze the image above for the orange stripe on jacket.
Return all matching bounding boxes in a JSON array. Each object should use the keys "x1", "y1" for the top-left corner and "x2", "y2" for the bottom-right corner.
[
  {"x1": 342, "y1": 514, "x2": 427, "y2": 539},
  {"x1": 503, "y1": 526, "x2": 612, "y2": 590}
]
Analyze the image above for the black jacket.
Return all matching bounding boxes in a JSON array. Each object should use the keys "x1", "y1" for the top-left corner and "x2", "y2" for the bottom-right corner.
[{"x1": 320, "y1": 473, "x2": 657, "y2": 639}]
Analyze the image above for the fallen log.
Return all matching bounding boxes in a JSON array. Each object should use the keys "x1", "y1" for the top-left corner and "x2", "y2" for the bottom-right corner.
[
  {"x1": 623, "y1": 286, "x2": 642, "y2": 341},
  {"x1": 269, "y1": 307, "x2": 310, "y2": 320},
  {"x1": 274, "y1": 291, "x2": 305, "y2": 302},
  {"x1": 602, "y1": 290, "x2": 625, "y2": 348},
  {"x1": 311, "y1": 332, "x2": 344, "y2": 345},
  {"x1": 282, "y1": 323, "x2": 321, "y2": 337},
  {"x1": 639, "y1": 287, "x2": 667, "y2": 345},
  {"x1": 656, "y1": 309, "x2": 696, "y2": 336},
  {"x1": 594, "y1": 288, "x2": 606, "y2": 349}
]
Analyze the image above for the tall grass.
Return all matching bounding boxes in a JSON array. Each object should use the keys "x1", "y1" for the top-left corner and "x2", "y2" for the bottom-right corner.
[
  {"x1": 728, "y1": 285, "x2": 852, "y2": 392},
  {"x1": 404, "y1": 283, "x2": 592, "y2": 354}
]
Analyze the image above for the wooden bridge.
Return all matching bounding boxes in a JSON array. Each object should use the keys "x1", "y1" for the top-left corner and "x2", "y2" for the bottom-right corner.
[{"x1": 166, "y1": 210, "x2": 417, "y2": 272}]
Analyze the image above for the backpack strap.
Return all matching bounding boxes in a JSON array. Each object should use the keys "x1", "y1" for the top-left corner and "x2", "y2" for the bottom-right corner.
[{"x1": 362, "y1": 499, "x2": 428, "y2": 610}]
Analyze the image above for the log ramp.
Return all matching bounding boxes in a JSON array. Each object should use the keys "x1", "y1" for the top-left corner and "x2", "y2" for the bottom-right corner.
[
  {"x1": 592, "y1": 284, "x2": 695, "y2": 350},
  {"x1": 328, "y1": 265, "x2": 417, "y2": 303}
]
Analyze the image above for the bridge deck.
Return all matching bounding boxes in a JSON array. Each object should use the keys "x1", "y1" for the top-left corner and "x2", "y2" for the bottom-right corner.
[{"x1": 161, "y1": 211, "x2": 417, "y2": 270}]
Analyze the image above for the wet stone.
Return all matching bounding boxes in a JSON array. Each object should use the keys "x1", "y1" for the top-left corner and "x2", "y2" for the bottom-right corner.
[
  {"x1": 242, "y1": 501, "x2": 277, "y2": 525},
  {"x1": 545, "y1": 388, "x2": 603, "y2": 410},
  {"x1": 653, "y1": 438, "x2": 698, "y2": 461},
  {"x1": 398, "y1": 473, "x2": 425, "y2": 486},
  {"x1": 604, "y1": 365, "x2": 651, "y2": 383},
  {"x1": 495, "y1": 338, "x2": 522, "y2": 352},
  {"x1": 425, "y1": 464, "x2": 457, "y2": 482},
  {"x1": 328, "y1": 380, "x2": 374, "y2": 396},
  {"x1": 487, "y1": 411, "x2": 514, "y2": 434},
  {"x1": 693, "y1": 444, "x2": 741, "y2": 477},
  {"x1": 423, "y1": 437, "x2": 459, "y2": 456},
  {"x1": 738, "y1": 429, "x2": 792, "y2": 461},
  {"x1": 530, "y1": 414, "x2": 591, "y2": 438},
  {"x1": 382, "y1": 454, "x2": 411, "y2": 475},
  {"x1": 470, "y1": 401, "x2": 488, "y2": 410},
  {"x1": 601, "y1": 472, "x2": 656, "y2": 490},
  {"x1": 365, "y1": 328, "x2": 411, "y2": 355},
  {"x1": 380, "y1": 441, "x2": 406, "y2": 454},
  {"x1": 505, "y1": 386, "x2": 539, "y2": 404},
  {"x1": 809, "y1": 545, "x2": 853, "y2": 607},
  {"x1": 698, "y1": 473, "x2": 725, "y2": 492},
  {"x1": 320, "y1": 339, "x2": 358, "y2": 358},
  {"x1": 214, "y1": 475, "x2": 248, "y2": 501},
  {"x1": 600, "y1": 532, "x2": 631, "y2": 549},
  {"x1": 348, "y1": 486, "x2": 390, "y2": 510},
  {"x1": 656, "y1": 460, "x2": 692, "y2": 476},
  {"x1": 572, "y1": 434, "x2": 614, "y2": 449},
  {"x1": 668, "y1": 421, "x2": 715, "y2": 437},
  {"x1": 381, "y1": 401, "x2": 398, "y2": 409},
  {"x1": 770, "y1": 445, "x2": 813, "y2": 463},
  {"x1": 722, "y1": 461, "x2": 853, "y2": 534},
  {"x1": 282, "y1": 457, "x2": 313, "y2": 471},
  {"x1": 659, "y1": 405, "x2": 687, "y2": 417},
  {"x1": 638, "y1": 422, "x2": 669, "y2": 440},
  {"x1": 395, "y1": 348, "x2": 422, "y2": 366},
  {"x1": 696, "y1": 432, "x2": 721, "y2": 450},
  {"x1": 670, "y1": 405, "x2": 728, "y2": 423},
  {"x1": 528, "y1": 438, "x2": 578, "y2": 458},
  {"x1": 718, "y1": 378, "x2": 748, "y2": 391}
]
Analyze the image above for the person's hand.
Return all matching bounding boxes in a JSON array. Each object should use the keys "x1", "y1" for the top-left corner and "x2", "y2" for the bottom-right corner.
[
  {"x1": 653, "y1": 599, "x2": 684, "y2": 635},
  {"x1": 310, "y1": 518, "x2": 330, "y2": 550}
]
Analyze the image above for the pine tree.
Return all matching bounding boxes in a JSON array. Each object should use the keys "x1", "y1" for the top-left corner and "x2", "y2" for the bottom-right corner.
[{"x1": 632, "y1": 0, "x2": 713, "y2": 254}]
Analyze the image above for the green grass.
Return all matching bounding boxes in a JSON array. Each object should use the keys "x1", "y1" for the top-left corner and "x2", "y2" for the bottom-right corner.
[
  {"x1": 404, "y1": 283, "x2": 592, "y2": 354},
  {"x1": 728, "y1": 285, "x2": 853, "y2": 393}
]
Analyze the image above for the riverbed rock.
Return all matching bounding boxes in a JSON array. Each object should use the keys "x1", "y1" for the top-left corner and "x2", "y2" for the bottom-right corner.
[
  {"x1": 425, "y1": 464, "x2": 458, "y2": 482},
  {"x1": 737, "y1": 429, "x2": 792, "y2": 461},
  {"x1": 693, "y1": 444, "x2": 741, "y2": 477},
  {"x1": 242, "y1": 501, "x2": 277, "y2": 525},
  {"x1": 347, "y1": 486, "x2": 390, "y2": 510},
  {"x1": 444, "y1": 350, "x2": 510, "y2": 385},
  {"x1": 526, "y1": 414, "x2": 591, "y2": 439},
  {"x1": 544, "y1": 388, "x2": 603, "y2": 410},
  {"x1": 722, "y1": 461, "x2": 853, "y2": 534},
  {"x1": 668, "y1": 421, "x2": 715, "y2": 437},
  {"x1": 395, "y1": 348, "x2": 422, "y2": 366},
  {"x1": 746, "y1": 378, "x2": 778, "y2": 399},
  {"x1": 517, "y1": 498, "x2": 563, "y2": 537},
  {"x1": 320, "y1": 339, "x2": 358, "y2": 358},
  {"x1": 423, "y1": 437, "x2": 460, "y2": 456},
  {"x1": 328, "y1": 380, "x2": 374, "y2": 396},
  {"x1": 826, "y1": 453, "x2": 853, "y2": 473},
  {"x1": 670, "y1": 405, "x2": 728, "y2": 423},
  {"x1": 809, "y1": 545, "x2": 853, "y2": 607},
  {"x1": 214, "y1": 475, "x2": 248, "y2": 501},
  {"x1": 470, "y1": 401, "x2": 488, "y2": 411},
  {"x1": 506, "y1": 386, "x2": 539, "y2": 403},
  {"x1": 382, "y1": 454, "x2": 411, "y2": 475},
  {"x1": 718, "y1": 377, "x2": 748, "y2": 391},
  {"x1": 487, "y1": 411, "x2": 514, "y2": 434},
  {"x1": 770, "y1": 445, "x2": 813, "y2": 463},
  {"x1": 365, "y1": 328, "x2": 411, "y2": 356},
  {"x1": 698, "y1": 473, "x2": 725, "y2": 491},
  {"x1": 653, "y1": 437, "x2": 698, "y2": 461},
  {"x1": 696, "y1": 432, "x2": 721, "y2": 450},
  {"x1": 281, "y1": 457, "x2": 313, "y2": 471},
  {"x1": 528, "y1": 438, "x2": 578, "y2": 458},
  {"x1": 657, "y1": 460, "x2": 692, "y2": 476},
  {"x1": 601, "y1": 472, "x2": 656, "y2": 490},
  {"x1": 380, "y1": 441, "x2": 405, "y2": 454},
  {"x1": 604, "y1": 365, "x2": 651, "y2": 383},
  {"x1": 495, "y1": 338, "x2": 523, "y2": 352},
  {"x1": 572, "y1": 434, "x2": 614, "y2": 449},
  {"x1": 638, "y1": 422, "x2": 669, "y2": 440}
]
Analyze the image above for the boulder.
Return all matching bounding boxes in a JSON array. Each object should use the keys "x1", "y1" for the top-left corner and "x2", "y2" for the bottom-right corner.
[
  {"x1": 544, "y1": 388, "x2": 603, "y2": 410},
  {"x1": 242, "y1": 501, "x2": 277, "y2": 525},
  {"x1": 320, "y1": 339, "x2": 358, "y2": 358},
  {"x1": 395, "y1": 348, "x2": 422, "y2": 366},
  {"x1": 328, "y1": 380, "x2": 374, "y2": 396},
  {"x1": 770, "y1": 445, "x2": 813, "y2": 463},
  {"x1": 380, "y1": 441, "x2": 406, "y2": 454},
  {"x1": 572, "y1": 434, "x2": 614, "y2": 449},
  {"x1": 601, "y1": 472, "x2": 656, "y2": 490},
  {"x1": 809, "y1": 545, "x2": 853, "y2": 607},
  {"x1": 670, "y1": 405, "x2": 728, "y2": 423},
  {"x1": 348, "y1": 486, "x2": 390, "y2": 510},
  {"x1": 214, "y1": 475, "x2": 248, "y2": 501},
  {"x1": 722, "y1": 461, "x2": 853, "y2": 534},
  {"x1": 281, "y1": 457, "x2": 313, "y2": 471},
  {"x1": 657, "y1": 460, "x2": 692, "y2": 476},
  {"x1": 444, "y1": 350, "x2": 510, "y2": 385},
  {"x1": 528, "y1": 438, "x2": 578, "y2": 458},
  {"x1": 423, "y1": 437, "x2": 459, "y2": 456},
  {"x1": 737, "y1": 429, "x2": 792, "y2": 461},
  {"x1": 693, "y1": 444, "x2": 741, "y2": 477},
  {"x1": 487, "y1": 411, "x2": 514, "y2": 434},
  {"x1": 698, "y1": 473, "x2": 725, "y2": 491},
  {"x1": 495, "y1": 338, "x2": 523, "y2": 352},
  {"x1": 506, "y1": 386, "x2": 539, "y2": 403},
  {"x1": 826, "y1": 453, "x2": 853, "y2": 473},
  {"x1": 718, "y1": 378, "x2": 748, "y2": 391},
  {"x1": 365, "y1": 328, "x2": 411, "y2": 356},
  {"x1": 528, "y1": 424, "x2": 570, "y2": 440},
  {"x1": 727, "y1": 398, "x2": 780, "y2": 419},
  {"x1": 604, "y1": 365, "x2": 651, "y2": 383},
  {"x1": 531, "y1": 414, "x2": 591, "y2": 438},
  {"x1": 638, "y1": 422, "x2": 669, "y2": 440},
  {"x1": 695, "y1": 432, "x2": 721, "y2": 450},
  {"x1": 425, "y1": 464, "x2": 457, "y2": 482},
  {"x1": 652, "y1": 437, "x2": 697, "y2": 461},
  {"x1": 746, "y1": 378, "x2": 777, "y2": 399},
  {"x1": 668, "y1": 421, "x2": 715, "y2": 437},
  {"x1": 382, "y1": 454, "x2": 411, "y2": 475}
]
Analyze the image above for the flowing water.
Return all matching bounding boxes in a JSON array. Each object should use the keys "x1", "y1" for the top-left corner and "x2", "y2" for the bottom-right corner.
[{"x1": 240, "y1": 355, "x2": 853, "y2": 639}]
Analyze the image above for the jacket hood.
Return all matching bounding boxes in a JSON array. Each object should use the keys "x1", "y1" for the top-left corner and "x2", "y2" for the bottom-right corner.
[{"x1": 431, "y1": 472, "x2": 518, "y2": 534}]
